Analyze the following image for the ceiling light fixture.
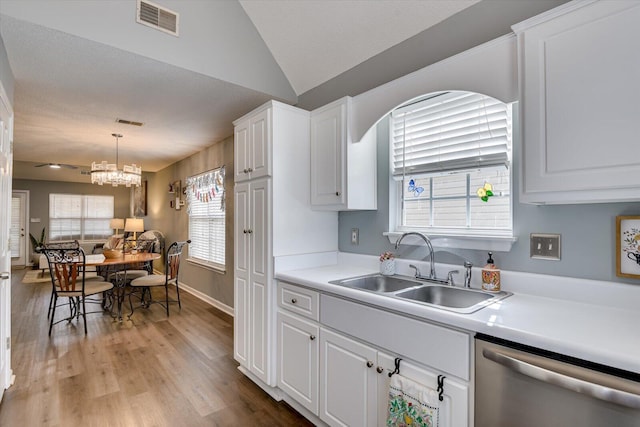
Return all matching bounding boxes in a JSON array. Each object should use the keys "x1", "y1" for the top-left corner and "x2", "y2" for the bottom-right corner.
[{"x1": 91, "y1": 133, "x2": 141, "y2": 187}]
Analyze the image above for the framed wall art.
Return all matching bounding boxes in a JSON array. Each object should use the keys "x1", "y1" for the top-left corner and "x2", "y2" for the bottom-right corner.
[
  {"x1": 616, "y1": 215, "x2": 640, "y2": 278},
  {"x1": 132, "y1": 180, "x2": 147, "y2": 217}
]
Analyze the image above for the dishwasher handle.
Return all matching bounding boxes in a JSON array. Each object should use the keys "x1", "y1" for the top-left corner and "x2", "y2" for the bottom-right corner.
[{"x1": 482, "y1": 347, "x2": 640, "y2": 409}]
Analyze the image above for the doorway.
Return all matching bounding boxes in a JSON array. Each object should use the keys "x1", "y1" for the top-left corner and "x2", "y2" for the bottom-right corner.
[{"x1": 10, "y1": 191, "x2": 28, "y2": 267}]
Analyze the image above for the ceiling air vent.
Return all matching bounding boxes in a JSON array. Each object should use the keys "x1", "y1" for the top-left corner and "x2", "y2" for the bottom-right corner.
[{"x1": 136, "y1": 0, "x2": 179, "y2": 36}]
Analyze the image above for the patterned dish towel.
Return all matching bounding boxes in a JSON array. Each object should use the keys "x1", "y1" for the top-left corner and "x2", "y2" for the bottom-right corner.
[{"x1": 387, "y1": 374, "x2": 441, "y2": 427}]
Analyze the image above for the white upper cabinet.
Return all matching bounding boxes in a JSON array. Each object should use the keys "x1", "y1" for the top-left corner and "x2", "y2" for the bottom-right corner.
[
  {"x1": 513, "y1": 0, "x2": 640, "y2": 204},
  {"x1": 234, "y1": 107, "x2": 270, "y2": 183},
  {"x1": 311, "y1": 97, "x2": 377, "y2": 211}
]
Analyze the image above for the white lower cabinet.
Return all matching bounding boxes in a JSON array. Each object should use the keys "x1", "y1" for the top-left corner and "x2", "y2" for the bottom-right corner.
[
  {"x1": 277, "y1": 311, "x2": 319, "y2": 415},
  {"x1": 276, "y1": 282, "x2": 471, "y2": 427},
  {"x1": 319, "y1": 327, "x2": 378, "y2": 427}
]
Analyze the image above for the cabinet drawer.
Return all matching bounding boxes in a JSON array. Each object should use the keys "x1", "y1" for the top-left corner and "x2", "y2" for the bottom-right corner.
[
  {"x1": 278, "y1": 282, "x2": 319, "y2": 321},
  {"x1": 320, "y1": 294, "x2": 470, "y2": 381}
]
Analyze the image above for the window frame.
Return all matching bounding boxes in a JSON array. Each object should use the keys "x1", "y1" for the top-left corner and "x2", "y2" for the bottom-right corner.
[
  {"x1": 49, "y1": 193, "x2": 114, "y2": 243},
  {"x1": 388, "y1": 93, "x2": 516, "y2": 250},
  {"x1": 186, "y1": 167, "x2": 226, "y2": 272}
]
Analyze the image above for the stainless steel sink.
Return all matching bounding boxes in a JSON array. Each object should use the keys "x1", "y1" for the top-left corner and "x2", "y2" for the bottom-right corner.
[
  {"x1": 395, "y1": 285, "x2": 490, "y2": 307},
  {"x1": 329, "y1": 273, "x2": 511, "y2": 314},
  {"x1": 329, "y1": 274, "x2": 420, "y2": 293}
]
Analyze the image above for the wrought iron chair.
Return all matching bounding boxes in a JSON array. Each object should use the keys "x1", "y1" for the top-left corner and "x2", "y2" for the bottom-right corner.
[
  {"x1": 42, "y1": 242, "x2": 114, "y2": 335},
  {"x1": 107, "y1": 238, "x2": 155, "y2": 284},
  {"x1": 128, "y1": 240, "x2": 190, "y2": 317}
]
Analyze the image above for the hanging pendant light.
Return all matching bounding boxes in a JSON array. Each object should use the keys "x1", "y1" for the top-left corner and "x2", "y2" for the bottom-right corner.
[{"x1": 91, "y1": 133, "x2": 142, "y2": 187}]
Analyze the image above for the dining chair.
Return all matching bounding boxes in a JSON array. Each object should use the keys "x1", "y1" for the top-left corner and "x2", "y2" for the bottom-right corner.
[
  {"x1": 43, "y1": 240, "x2": 87, "y2": 319},
  {"x1": 107, "y1": 238, "x2": 155, "y2": 284},
  {"x1": 128, "y1": 240, "x2": 190, "y2": 317},
  {"x1": 42, "y1": 242, "x2": 114, "y2": 336}
]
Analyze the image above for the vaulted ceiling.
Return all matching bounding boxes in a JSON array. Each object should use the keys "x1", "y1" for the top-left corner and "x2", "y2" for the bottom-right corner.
[{"x1": 0, "y1": 0, "x2": 565, "y2": 182}]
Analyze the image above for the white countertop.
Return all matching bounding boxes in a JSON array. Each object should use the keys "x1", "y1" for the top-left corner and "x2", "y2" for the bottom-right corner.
[{"x1": 275, "y1": 252, "x2": 640, "y2": 374}]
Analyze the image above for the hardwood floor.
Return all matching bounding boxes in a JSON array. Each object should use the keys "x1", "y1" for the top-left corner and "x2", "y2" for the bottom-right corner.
[{"x1": 0, "y1": 269, "x2": 313, "y2": 426}]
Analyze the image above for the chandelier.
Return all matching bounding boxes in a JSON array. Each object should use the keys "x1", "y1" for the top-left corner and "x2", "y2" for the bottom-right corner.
[{"x1": 91, "y1": 133, "x2": 141, "y2": 187}]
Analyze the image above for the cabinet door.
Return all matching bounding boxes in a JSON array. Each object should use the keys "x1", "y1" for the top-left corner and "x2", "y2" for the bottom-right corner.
[
  {"x1": 233, "y1": 183, "x2": 250, "y2": 367},
  {"x1": 377, "y1": 353, "x2": 469, "y2": 427},
  {"x1": 311, "y1": 102, "x2": 345, "y2": 207},
  {"x1": 277, "y1": 311, "x2": 319, "y2": 415},
  {"x1": 234, "y1": 119, "x2": 250, "y2": 183},
  {"x1": 320, "y1": 328, "x2": 377, "y2": 427},
  {"x1": 249, "y1": 108, "x2": 270, "y2": 180},
  {"x1": 249, "y1": 179, "x2": 272, "y2": 384},
  {"x1": 517, "y1": 1, "x2": 640, "y2": 203}
]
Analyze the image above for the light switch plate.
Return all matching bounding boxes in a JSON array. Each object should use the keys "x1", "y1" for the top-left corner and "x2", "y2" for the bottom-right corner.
[{"x1": 530, "y1": 233, "x2": 561, "y2": 260}]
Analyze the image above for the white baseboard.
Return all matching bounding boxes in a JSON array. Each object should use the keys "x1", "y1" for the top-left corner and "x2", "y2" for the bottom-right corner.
[{"x1": 176, "y1": 280, "x2": 234, "y2": 317}]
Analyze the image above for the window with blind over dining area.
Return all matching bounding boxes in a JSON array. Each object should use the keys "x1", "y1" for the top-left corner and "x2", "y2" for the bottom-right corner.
[
  {"x1": 49, "y1": 194, "x2": 114, "y2": 241},
  {"x1": 186, "y1": 167, "x2": 225, "y2": 271}
]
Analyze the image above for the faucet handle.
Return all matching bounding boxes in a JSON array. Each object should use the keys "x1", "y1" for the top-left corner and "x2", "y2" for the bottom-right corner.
[
  {"x1": 409, "y1": 264, "x2": 421, "y2": 278},
  {"x1": 447, "y1": 270, "x2": 459, "y2": 286}
]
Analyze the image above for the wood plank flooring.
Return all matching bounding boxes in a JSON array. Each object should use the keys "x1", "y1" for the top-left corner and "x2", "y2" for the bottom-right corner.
[{"x1": 0, "y1": 269, "x2": 313, "y2": 426}]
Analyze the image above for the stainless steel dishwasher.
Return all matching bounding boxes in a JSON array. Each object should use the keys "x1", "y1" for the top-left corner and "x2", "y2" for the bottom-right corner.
[{"x1": 475, "y1": 334, "x2": 640, "y2": 427}]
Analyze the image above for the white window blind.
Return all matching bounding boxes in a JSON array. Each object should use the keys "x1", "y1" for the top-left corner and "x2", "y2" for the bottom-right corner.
[
  {"x1": 49, "y1": 194, "x2": 113, "y2": 241},
  {"x1": 186, "y1": 167, "x2": 225, "y2": 270},
  {"x1": 392, "y1": 91, "x2": 512, "y2": 177}
]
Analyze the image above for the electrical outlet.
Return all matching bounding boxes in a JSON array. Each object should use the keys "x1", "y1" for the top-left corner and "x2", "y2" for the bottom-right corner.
[
  {"x1": 530, "y1": 233, "x2": 561, "y2": 260},
  {"x1": 351, "y1": 228, "x2": 359, "y2": 245}
]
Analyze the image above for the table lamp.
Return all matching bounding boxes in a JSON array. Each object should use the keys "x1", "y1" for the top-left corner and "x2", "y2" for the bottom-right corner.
[
  {"x1": 109, "y1": 218, "x2": 124, "y2": 236},
  {"x1": 124, "y1": 217, "x2": 144, "y2": 251}
]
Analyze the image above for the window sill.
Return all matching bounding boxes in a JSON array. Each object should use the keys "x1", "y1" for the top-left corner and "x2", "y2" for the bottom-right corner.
[
  {"x1": 384, "y1": 231, "x2": 517, "y2": 252},
  {"x1": 187, "y1": 257, "x2": 226, "y2": 274}
]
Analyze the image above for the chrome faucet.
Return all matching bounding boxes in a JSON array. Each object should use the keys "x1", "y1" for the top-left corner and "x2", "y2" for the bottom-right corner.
[{"x1": 394, "y1": 232, "x2": 436, "y2": 280}]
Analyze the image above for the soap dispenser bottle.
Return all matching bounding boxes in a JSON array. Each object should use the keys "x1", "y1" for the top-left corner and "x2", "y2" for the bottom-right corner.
[{"x1": 481, "y1": 252, "x2": 501, "y2": 292}]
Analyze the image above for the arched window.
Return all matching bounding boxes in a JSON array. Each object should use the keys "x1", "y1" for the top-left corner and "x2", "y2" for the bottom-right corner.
[{"x1": 391, "y1": 91, "x2": 512, "y2": 234}]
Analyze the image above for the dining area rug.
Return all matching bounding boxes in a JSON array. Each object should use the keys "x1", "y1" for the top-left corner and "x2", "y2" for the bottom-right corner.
[{"x1": 21, "y1": 269, "x2": 51, "y2": 284}]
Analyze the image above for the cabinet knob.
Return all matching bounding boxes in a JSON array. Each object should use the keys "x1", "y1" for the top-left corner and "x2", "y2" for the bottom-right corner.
[
  {"x1": 309, "y1": 335, "x2": 316, "y2": 341},
  {"x1": 243, "y1": 168, "x2": 248, "y2": 173},
  {"x1": 247, "y1": 167, "x2": 253, "y2": 172},
  {"x1": 366, "y1": 361, "x2": 374, "y2": 368},
  {"x1": 335, "y1": 191, "x2": 341, "y2": 196},
  {"x1": 243, "y1": 229, "x2": 247, "y2": 234},
  {"x1": 291, "y1": 298, "x2": 297, "y2": 304},
  {"x1": 247, "y1": 229, "x2": 253, "y2": 234},
  {"x1": 376, "y1": 366, "x2": 384, "y2": 374}
]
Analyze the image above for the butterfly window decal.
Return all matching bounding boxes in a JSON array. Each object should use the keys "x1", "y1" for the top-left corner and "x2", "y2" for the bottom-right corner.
[
  {"x1": 476, "y1": 182, "x2": 494, "y2": 202},
  {"x1": 407, "y1": 179, "x2": 424, "y2": 197}
]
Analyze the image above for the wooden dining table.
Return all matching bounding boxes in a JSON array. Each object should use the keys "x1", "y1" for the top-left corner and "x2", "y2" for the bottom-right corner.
[{"x1": 85, "y1": 252, "x2": 161, "y2": 320}]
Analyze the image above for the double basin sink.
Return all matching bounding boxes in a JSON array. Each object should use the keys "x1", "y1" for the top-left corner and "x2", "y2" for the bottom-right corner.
[{"x1": 329, "y1": 273, "x2": 511, "y2": 314}]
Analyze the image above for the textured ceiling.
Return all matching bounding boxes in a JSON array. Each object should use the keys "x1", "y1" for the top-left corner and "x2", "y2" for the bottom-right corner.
[{"x1": 4, "y1": 0, "x2": 478, "y2": 182}]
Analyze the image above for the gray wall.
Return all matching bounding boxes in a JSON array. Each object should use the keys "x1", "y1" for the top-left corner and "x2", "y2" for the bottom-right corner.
[
  {"x1": 144, "y1": 136, "x2": 234, "y2": 309},
  {"x1": 0, "y1": 33, "x2": 13, "y2": 102},
  {"x1": 338, "y1": 114, "x2": 640, "y2": 284},
  {"x1": 13, "y1": 178, "x2": 132, "y2": 252}
]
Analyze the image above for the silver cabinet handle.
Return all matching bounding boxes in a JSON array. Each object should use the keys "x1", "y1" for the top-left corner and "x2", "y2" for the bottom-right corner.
[
  {"x1": 376, "y1": 366, "x2": 384, "y2": 374},
  {"x1": 366, "y1": 361, "x2": 374, "y2": 368},
  {"x1": 0, "y1": 272, "x2": 8, "y2": 280},
  {"x1": 482, "y1": 347, "x2": 640, "y2": 409}
]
